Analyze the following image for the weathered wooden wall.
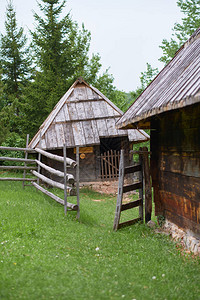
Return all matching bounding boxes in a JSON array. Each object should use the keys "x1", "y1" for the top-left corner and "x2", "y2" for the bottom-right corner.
[
  {"x1": 150, "y1": 103, "x2": 200, "y2": 236},
  {"x1": 42, "y1": 147, "x2": 98, "y2": 183}
]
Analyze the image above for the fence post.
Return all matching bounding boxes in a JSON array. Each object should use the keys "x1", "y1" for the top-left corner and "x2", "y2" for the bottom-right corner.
[
  {"x1": 113, "y1": 149, "x2": 124, "y2": 231},
  {"x1": 76, "y1": 146, "x2": 80, "y2": 219},
  {"x1": 139, "y1": 147, "x2": 144, "y2": 222},
  {"x1": 142, "y1": 146, "x2": 152, "y2": 223},
  {"x1": 22, "y1": 134, "x2": 29, "y2": 188},
  {"x1": 63, "y1": 143, "x2": 67, "y2": 215}
]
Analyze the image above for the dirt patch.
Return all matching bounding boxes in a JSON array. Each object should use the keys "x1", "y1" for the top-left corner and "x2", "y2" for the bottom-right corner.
[{"x1": 80, "y1": 180, "x2": 138, "y2": 196}]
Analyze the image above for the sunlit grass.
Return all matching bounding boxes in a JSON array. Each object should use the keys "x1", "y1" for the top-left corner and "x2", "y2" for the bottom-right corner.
[{"x1": 0, "y1": 179, "x2": 199, "y2": 300}]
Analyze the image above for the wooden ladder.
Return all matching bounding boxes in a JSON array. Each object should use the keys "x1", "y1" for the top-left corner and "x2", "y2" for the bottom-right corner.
[{"x1": 113, "y1": 149, "x2": 144, "y2": 231}]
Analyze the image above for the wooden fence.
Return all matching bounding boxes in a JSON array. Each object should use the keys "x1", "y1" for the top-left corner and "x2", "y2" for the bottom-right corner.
[
  {"x1": 0, "y1": 142, "x2": 80, "y2": 218},
  {"x1": 100, "y1": 150, "x2": 120, "y2": 180}
]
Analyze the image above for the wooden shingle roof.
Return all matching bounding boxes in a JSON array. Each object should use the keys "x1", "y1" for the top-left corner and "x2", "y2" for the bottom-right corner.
[
  {"x1": 116, "y1": 27, "x2": 200, "y2": 129},
  {"x1": 29, "y1": 78, "x2": 149, "y2": 149}
]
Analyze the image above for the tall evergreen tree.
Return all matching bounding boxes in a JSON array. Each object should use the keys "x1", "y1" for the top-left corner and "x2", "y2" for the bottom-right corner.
[
  {"x1": 23, "y1": 0, "x2": 117, "y2": 137},
  {"x1": 159, "y1": 0, "x2": 200, "y2": 64},
  {"x1": 0, "y1": 0, "x2": 31, "y2": 138},
  {"x1": 0, "y1": 0, "x2": 30, "y2": 99}
]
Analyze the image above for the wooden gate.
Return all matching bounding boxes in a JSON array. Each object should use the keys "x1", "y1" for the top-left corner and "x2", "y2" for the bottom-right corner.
[
  {"x1": 113, "y1": 147, "x2": 152, "y2": 230},
  {"x1": 100, "y1": 150, "x2": 120, "y2": 180}
]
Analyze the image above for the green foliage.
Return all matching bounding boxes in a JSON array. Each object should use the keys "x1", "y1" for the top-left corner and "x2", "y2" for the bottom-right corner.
[
  {"x1": 21, "y1": 0, "x2": 118, "y2": 138},
  {"x1": 0, "y1": 182, "x2": 199, "y2": 299},
  {"x1": 0, "y1": 133, "x2": 25, "y2": 166},
  {"x1": 129, "y1": 63, "x2": 159, "y2": 107},
  {"x1": 159, "y1": 0, "x2": 200, "y2": 64},
  {"x1": 0, "y1": 0, "x2": 30, "y2": 97},
  {"x1": 0, "y1": 1, "x2": 31, "y2": 139}
]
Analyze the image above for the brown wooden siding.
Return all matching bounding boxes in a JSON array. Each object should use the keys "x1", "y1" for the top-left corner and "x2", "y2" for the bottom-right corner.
[{"x1": 150, "y1": 103, "x2": 200, "y2": 235}]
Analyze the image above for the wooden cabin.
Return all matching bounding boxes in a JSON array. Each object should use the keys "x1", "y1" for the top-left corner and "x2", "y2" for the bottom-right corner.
[
  {"x1": 29, "y1": 78, "x2": 149, "y2": 182},
  {"x1": 116, "y1": 28, "x2": 200, "y2": 237}
]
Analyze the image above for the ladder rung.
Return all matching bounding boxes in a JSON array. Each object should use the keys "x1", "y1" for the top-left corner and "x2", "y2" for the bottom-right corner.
[
  {"x1": 123, "y1": 182, "x2": 142, "y2": 193},
  {"x1": 124, "y1": 164, "x2": 141, "y2": 175},
  {"x1": 121, "y1": 199, "x2": 142, "y2": 211},
  {"x1": 118, "y1": 217, "x2": 142, "y2": 229}
]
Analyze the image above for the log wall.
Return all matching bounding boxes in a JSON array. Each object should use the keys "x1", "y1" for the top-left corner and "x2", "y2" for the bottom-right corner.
[{"x1": 150, "y1": 103, "x2": 200, "y2": 237}]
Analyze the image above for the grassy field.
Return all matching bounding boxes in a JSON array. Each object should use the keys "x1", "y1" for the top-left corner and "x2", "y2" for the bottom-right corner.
[{"x1": 0, "y1": 177, "x2": 199, "y2": 300}]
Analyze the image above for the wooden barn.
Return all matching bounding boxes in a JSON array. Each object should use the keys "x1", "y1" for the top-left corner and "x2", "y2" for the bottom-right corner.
[
  {"x1": 29, "y1": 78, "x2": 149, "y2": 182},
  {"x1": 116, "y1": 28, "x2": 200, "y2": 237}
]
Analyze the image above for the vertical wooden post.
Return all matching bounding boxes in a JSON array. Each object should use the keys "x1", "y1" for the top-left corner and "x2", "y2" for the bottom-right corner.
[
  {"x1": 37, "y1": 134, "x2": 42, "y2": 186},
  {"x1": 37, "y1": 153, "x2": 41, "y2": 185},
  {"x1": 101, "y1": 153, "x2": 104, "y2": 180},
  {"x1": 113, "y1": 150, "x2": 125, "y2": 231},
  {"x1": 22, "y1": 134, "x2": 29, "y2": 188},
  {"x1": 104, "y1": 152, "x2": 108, "y2": 180},
  {"x1": 63, "y1": 143, "x2": 67, "y2": 215},
  {"x1": 139, "y1": 147, "x2": 143, "y2": 222},
  {"x1": 76, "y1": 146, "x2": 80, "y2": 219},
  {"x1": 142, "y1": 146, "x2": 152, "y2": 223},
  {"x1": 111, "y1": 149, "x2": 114, "y2": 180}
]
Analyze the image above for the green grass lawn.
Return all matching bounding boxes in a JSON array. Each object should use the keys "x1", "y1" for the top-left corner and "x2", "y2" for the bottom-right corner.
[{"x1": 0, "y1": 177, "x2": 199, "y2": 300}]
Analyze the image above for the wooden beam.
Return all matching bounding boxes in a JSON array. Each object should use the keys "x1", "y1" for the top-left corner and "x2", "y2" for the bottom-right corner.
[
  {"x1": 123, "y1": 182, "x2": 142, "y2": 193},
  {"x1": 63, "y1": 143, "x2": 68, "y2": 215},
  {"x1": 35, "y1": 160, "x2": 74, "y2": 184},
  {"x1": 0, "y1": 178, "x2": 36, "y2": 181},
  {"x1": 121, "y1": 199, "x2": 142, "y2": 211},
  {"x1": 113, "y1": 150, "x2": 125, "y2": 231},
  {"x1": 118, "y1": 218, "x2": 142, "y2": 229},
  {"x1": 35, "y1": 148, "x2": 76, "y2": 167},
  {"x1": 31, "y1": 170, "x2": 71, "y2": 191},
  {"x1": 76, "y1": 146, "x2": 80, "y2": 219},
  {"x1": 142, "y1": 146, "x2": 152, "y2": 223},
  {"x1": 139, "y1": 147, "x2": 144, "y2": 222},
  {"x1": 124, "y1": 164, "x2": 142, "y2": 175},
  {"x1": 0, "y1": 157, "x2": 36, "y2": 163},
  {"x1": 32, "y1": 182, "x2": 78, "y2": 211},
  {"x1": 0, "y1": 166, "x2": 37, "y2": 170},
  {"x1": 0, "y1": 146, "x2": 36, "y2": 153}
]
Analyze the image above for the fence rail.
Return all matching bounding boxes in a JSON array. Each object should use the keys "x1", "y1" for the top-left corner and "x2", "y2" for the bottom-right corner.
[{"x1": 0, "y1": 142, "x2": 80, "y2": 217}]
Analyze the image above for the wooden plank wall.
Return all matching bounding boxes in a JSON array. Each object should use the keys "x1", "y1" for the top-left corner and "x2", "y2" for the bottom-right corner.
[{"x1": 150, "y1": 103, "x2": 200, "y2": 236}]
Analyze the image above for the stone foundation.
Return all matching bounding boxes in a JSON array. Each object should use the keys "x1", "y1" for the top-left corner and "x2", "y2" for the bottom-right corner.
[{"x1": 163, "y1": 220, "x2": 200, "y2": 255}]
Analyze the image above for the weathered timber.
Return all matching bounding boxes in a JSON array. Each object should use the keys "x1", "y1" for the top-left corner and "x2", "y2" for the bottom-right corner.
[
  {"x1": 23, "y1": 134, "x2": 29, "y2": 189},
  {"x1": 113, "y1": 150, "x2": 124, "y2": 231},
  {"x1": 76, "y1": 146, "x2": 80, "y2": 219},
  {"x1": 142, "y1": 146, "x2": 152, "y2": 223},
  {"x1": 0, "y1": 178, "x2": 36, "y2": 181},
  {"x1": 139, "y1": 148, "x2": 144, "y2": 222},
  {"x1": 159, "y1": 190, "x2": 200, "y2": 223},
  {"x1": 159, "y1": 170, "x2": 200, "y2": 203},
  {"x1": 124, "y1": 164, "x2": 141, "y2": 175},
  {"x1": 121, "y1": 199, "x2": 142, "y2": 211},
  {"x1": 123, "y1": 182, "x2": 142, "y2": 193},
  {"x1": 35, "y1": 148, "x2": 77, "y2": 167},
  {"x1": 0, "y1": 157, "x2": 36, "y2": 163},
  {"x1": 31, "y1": 170, "x2": 71, "y2": 191},
  {"x1": 0, "y1": 166, "x2": 37, "y2": 170},
  {"x1": 164, "y1": 209, "x2": 200, "y2": 236},
  {"x1": 118, "y1": 218, "x2": 142, "y2": 229},
  {"x1": 63, "y1": 143, "x2": 68, "y2": 215},
  {"x1": 0, "y1": 146, "x2": 36, "y2": 153},
  {"x1": 35, "y1": 160, "x2": 74, "y2": 184}
]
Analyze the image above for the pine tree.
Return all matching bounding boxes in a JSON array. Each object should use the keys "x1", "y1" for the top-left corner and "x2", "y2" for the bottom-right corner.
[
  {"x1": 0, "y1": 0, "x2": 31, "y2": 139},
  {"x1": 22, "y1": 0, "x2": 116, "y2": 137},
  {"x1": 0, "y1": 0, "x2": 30, "y2": 99}
]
